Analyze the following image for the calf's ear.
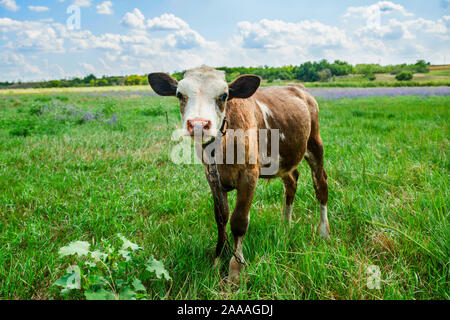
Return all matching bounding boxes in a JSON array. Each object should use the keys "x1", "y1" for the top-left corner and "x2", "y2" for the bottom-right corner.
[
  {"x1": 147, "y1": 73, "x2": 178, "y2": 96},
  {"x1": 228, "y1": 75, "x2": 261, "y2": 99}
]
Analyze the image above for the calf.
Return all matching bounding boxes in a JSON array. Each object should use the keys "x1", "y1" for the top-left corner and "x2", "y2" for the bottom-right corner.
[{"x1": 148, "y1": 66, "x2": 329, "y2": 283}]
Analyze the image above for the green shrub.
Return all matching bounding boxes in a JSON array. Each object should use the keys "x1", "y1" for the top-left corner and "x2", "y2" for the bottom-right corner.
[
  {"x1": 55, "y1": 235, "x2": 171, "y2": 300},
  {"x1": 34, "y1": 96, "x2": 52, "y2": 103},
  {"x1": 9, "y1": 119, "x2": 36, "y2": 137},
  {"x1": 365, "y1": 73, "x2": 376, "y2": 81},
  {"x1": 29, "y1": 105, "x2": 45, "y2": 116},
  {"x1": 55, "y1": 96, "x2": 69, "y2": 102},
  {"x1": 101, "y1": 100, "x2": 117, "y2": 116},
  {"x1": 9, "y1": 126, "x2": 32, "y2": 137},
  {"x1": 396, "y1": 71, "x2": 414, "y2": 81},
  {"x1": 140, "y1": 104, "x2": 166, "y2": 117}
]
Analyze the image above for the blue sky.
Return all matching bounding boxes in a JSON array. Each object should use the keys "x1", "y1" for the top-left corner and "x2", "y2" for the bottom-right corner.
[{"x1": 0, "y1": 0, "x2": 449, "y2": 81}]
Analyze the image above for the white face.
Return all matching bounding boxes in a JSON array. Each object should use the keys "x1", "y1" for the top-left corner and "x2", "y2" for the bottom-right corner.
[{"x1": 176, "y1": 67, "x2": 228, "y2": 141}]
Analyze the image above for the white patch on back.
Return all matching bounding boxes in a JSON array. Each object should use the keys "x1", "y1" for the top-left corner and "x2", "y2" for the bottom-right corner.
[{"x1": 256, "y1": 100, "x2": 272, "y2": 129}]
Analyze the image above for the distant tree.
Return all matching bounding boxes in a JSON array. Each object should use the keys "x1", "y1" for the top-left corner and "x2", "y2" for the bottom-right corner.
[
  {"x1": 72, "y1": 77, "x2": 82, "y2": 85},
  {"x1": 293, "y1": 62, "x2": 320, "y2": 82},
  {"x1": 124, "y1": 75, "x2": 143, "y2": 85},
  {"x1": 413, "y1": 60, "x2": 430, "y2": 73},
  {"x1": 48, "y1": 80, "x2": 61, "y2": 87},
  {"x1": 109, "y1": 77, "x2": 120, "y2": 85},
  {"x1": 83, "y1": 74, "x2": 97, "y2": 84},
  {"x1": 318, "y1": 69, "x2": 332, "y2": 82},
  {"x1": 171, "y1": 72, "x2": 185, "y2": 81},
  {"x1": 330, "y1": 60, "x2": 355, "y2": 76},
  {"x1": 226, "y1": 72, "x2": 240, "y2": 82},
  {"x1": 96, "y1": 79, "x2": 109, "y2": 86}
]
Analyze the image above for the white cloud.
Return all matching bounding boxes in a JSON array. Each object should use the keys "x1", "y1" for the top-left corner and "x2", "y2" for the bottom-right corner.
[
  {"x1": 0, "y1": 17, "x2": 23, "y2": 32},
  {"x1": 147, "y1": 13, "x2": 189, "y2": 31},
  {"x1": 0, "y1": 18, "x2": 65, "y2": 53},
  {"x1": 28, "y1": 6, "x2": 49, "y2": 12},
  {"x1": 0, "y1": 0, "x2": 19, "y2": 11},
  {"x1": 166, "y1": 29, "x2": 206, "y2": 49},
  {"x1": 355, "y1": 18, "x2": 413, "y2": 40},
  {"x1": 344, "y1": 1, "x2": 413, "y2": 20},
  {"x1": 73, "y1": 0, "x2": 91, "y2": 7},
  {"x1": 1, "y1": 2, "x2": 449, "y2": 81},
  {"x1": 405, "y1": 17, "x2": 449, "y2": 35},
  {"x1": 118, "y1": 10, "x2": 208, "y2": 52},
  {"x1": 96, "y1": 1, "x2": 113, "y2": 15},
  {"x1": 0, "y1": 51, "x2": 42, "y2": 81},
  {"x1": 79, "y1": 62, "x2": 96, "y2": 73},
  {"x1": 121, "y1": 8, "x2": 146, "y2": 29},
  {"x1": 338, "y1": 0, "x2": 449, "y2": 62},
  {"x1": 98, "y1": 57, "x2": 112, "y2": 71},
  {"x1": 236, "y1": 19, "x2": 350, "y2": 51},
  {"x1": 121, "y1": 10, "x2": 191, "y2": 32}
]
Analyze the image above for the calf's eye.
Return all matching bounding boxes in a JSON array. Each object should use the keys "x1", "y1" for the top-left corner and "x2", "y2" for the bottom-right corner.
[
  {"x1": 177, "y1": 92, "x2": 184, "y2": 100},
  {"x1": 219, "y1": 93, "x2": 228, "y2": 102}
]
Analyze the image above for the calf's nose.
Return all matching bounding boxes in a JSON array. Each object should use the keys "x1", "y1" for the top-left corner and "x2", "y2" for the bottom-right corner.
[{"x1": 187, "y1": 119, "x2": 211, "y2": 136}]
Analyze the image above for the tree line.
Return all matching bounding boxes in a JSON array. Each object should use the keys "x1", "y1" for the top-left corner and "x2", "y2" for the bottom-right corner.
[
  {"x1": 0, "y1": 60, "x2": 430, "y2": 88},
  {"x1": 211, "y1": 59, "x2": 430, "y2": 83}
]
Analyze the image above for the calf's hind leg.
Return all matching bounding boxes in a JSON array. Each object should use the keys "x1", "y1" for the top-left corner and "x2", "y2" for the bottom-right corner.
[
  {"x1": 304, "y1": 136, "x2": 330, "y2": 239},
  {"x1": 282, "y1": 169, "x2": 299, "y2": 222}
]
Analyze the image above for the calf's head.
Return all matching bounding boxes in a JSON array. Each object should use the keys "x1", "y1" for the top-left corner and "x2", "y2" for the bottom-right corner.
[{"x1": 148, "y1": 66, "x2": 260, "y2": 142}]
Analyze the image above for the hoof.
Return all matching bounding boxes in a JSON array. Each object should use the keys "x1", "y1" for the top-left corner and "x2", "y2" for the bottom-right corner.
[
  {"x1": 228, "y1": 256, "x2": 243, "y2": 285},
  {"x1": 213, "y1": 257, "x2": 221, "y2": 269},
  {"x1": 283, "y1": 204, "x2": 293, "y2": 223},
  {"x1": 319, "y1": 222, "x2": 330, "y2": 239}
]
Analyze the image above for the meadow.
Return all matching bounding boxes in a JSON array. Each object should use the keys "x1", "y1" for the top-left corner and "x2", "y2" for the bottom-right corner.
[{"x1": 0, "y1": 90, "x2": 448, "y2": 300}]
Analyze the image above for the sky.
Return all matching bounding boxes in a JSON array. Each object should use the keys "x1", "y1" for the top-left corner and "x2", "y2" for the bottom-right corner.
[{"x1": 0, "y1": 0, "x2": 449, "y2": 81}]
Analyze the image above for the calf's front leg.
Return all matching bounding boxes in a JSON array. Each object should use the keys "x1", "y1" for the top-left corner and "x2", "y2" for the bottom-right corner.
[
  {"x1": 205, "y1": 166, "x2": 230, "y2": 267},
  {"x1": 228, "y1": 169, "x2": 258, "y2": 284},
  {"x1": 212, "y1": 190, "x2": 229, "y2": 267}
]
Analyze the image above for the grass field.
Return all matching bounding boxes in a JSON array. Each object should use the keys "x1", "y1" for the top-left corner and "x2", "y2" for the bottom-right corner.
[
  {"x1": 375, "y1": 70, "x2": 450, "y2": 82},
  {"x1": 0, "y1": 92, "x2": 448, "y2": 300}
]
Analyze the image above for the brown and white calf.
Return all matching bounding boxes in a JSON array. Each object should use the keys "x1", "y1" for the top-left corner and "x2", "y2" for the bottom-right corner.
[{"x1": 148, "y1": 66, "x2": 329, "y2": 283}]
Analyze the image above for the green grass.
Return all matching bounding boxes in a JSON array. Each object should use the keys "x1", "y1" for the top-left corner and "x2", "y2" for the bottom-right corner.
[
  {"x1": 265, "y1": 71, "x2": 449, "y2": 87},
  {"x1": 263, "y1": 78, "x2": 450, "y2": 88},
  {"x1": 430, "y1": 69, "x2": 450, "y2": 77},
  {"x1": 302, "y1": 80, "x2": 450, "y2": 87},
  {"x1": 0, "y1": 93, "x2": 448, "y2": 300}
]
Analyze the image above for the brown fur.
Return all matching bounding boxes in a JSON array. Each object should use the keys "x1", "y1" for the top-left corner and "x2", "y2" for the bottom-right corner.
[{"x1": 206, "y1": 84, "x2": 329, "y2": 262}]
